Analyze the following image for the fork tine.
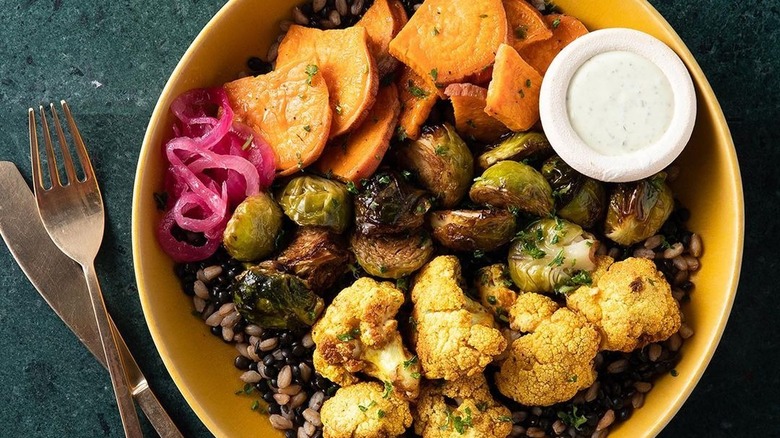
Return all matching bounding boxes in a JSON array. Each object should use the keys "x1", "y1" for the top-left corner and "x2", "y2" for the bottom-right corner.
[
  {"x1": 49, "y1": 103, "x2": 78, "y2": 184},
  {"x1": 38, "y1": 105, "x2": 61, "y2": 188},
  {"x1": 28, "y1": 108, "x2": 45, "y2": 191},
  {"x1": 61, "y1": 100, "x2": 94, "y2": 181}
]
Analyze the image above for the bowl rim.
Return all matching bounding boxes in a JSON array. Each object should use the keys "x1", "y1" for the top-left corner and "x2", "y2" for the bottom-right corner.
[{"x1": 131, "y1": 0, "x2": 745, "y2": 436}]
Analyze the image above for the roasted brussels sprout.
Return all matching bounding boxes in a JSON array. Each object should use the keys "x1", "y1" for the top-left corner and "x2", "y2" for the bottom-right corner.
[
  {"x1": 278, "y1": 175, "x2": 352, "y2": 233},
  {"x1": 233, "y1": 266, "x2": 324, "y2": 330},
  {"x1": 477, "y1": 132, "x2": 551, "y2": 170},
  {"x1": 354, "y1": 170, "x2": 432, "y2": 235},
  {"x1": 350, "y1": 230, "x2": 434, "y2": 279},
  {"x1": 469, "y1": 160, "x2": 554, "y2": 216},
  {"x1": 223, "y1": 193, "x2": 283, "y2": 261},
  {"x1": 395, "y1": 123, "x2": 474, "y2": 207},
  {"x1": 605, "y1": 173, "x2": 674, "y2": 246},
  {"x1": 276, "y1": 227, "x2": 353, "y2": 293},
  {"x1": 507, "y1": 218, "x2": 598, "y2": 293},
  {"x1": 541, "y1": 156, "x2": 607, "y2": 228},
  {"x1": 429, "y1": 209, "x2": 516, "y2": 252}
]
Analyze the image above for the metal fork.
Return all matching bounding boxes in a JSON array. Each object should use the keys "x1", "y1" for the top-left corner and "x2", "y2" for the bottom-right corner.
[{"x1": 29, "y1": 101, "x2": 143, "y2": 438}]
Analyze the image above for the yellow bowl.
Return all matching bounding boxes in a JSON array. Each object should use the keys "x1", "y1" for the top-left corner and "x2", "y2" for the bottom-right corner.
[{"x1": 132, "y1": 0, "x2": 744, "y2": 436}]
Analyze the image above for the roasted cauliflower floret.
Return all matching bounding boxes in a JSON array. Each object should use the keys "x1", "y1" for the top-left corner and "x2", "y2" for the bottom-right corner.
[
  {"x1": 411, "y1": 256, "x2": 507, "y2": 381},
  {"x1": 508, "y1": 292, "x2": 558, "y2": 333},
  {"x1": 413, "y1": 374, "x2": 513, "y2": 438},
  {"x1": 312, "y1": 277, "x2": 420, "y2": 399},
  {"x1": 321, "y1": 382, "x2": 413, "y2": 438},
  {"x1": 496, "y1": 295, "x2": 600, "y2": 406},
  {"x1": 566, "y1": 256, "x2": 682, "y2": 352},
  {"x1": 474, "y1": 264, "x2": 517, "y2": 323}
]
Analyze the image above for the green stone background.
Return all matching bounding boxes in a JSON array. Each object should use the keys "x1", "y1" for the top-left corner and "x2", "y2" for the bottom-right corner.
[{"x1": 0, "y1": 0, "x2": 776, "y2": 436}]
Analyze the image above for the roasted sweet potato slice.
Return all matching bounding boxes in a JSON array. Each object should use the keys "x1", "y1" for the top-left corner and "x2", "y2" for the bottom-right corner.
[
  {"x1": 388, "y1": 0, "x2": 508, "y2": 85},
  {"x1": 485, "y1": 44, "x2": 543, "y2": 131},
  {"x1": 315, "y1": 84, "x2": 401, "y2": 183},
  {"x1": 445, "y1": 83, "x2": 509, "y2": 143},
  {"x1": 504, "y1": 0, "x2": 552, "y2": 52},
  {"x1": 356, "y1": 0, "x2": 408, "y2": 78},
  {"x1": 225, "y1": 62, "x2": 331, "y2": 176},
  {"x1": 396, "y1": 66, "x2": 438, "y2": 140},
  {"x1": 517, "y1": 14, "x2": 588, "y2": 74},
  {"x1": 276, "y1": 25, "x2": 379, "y2": 138}
]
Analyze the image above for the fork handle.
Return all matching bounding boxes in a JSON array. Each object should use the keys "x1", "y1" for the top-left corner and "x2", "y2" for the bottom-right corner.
[{"x1": 83, "y1": 263, "x2": 144, "y2": 438}]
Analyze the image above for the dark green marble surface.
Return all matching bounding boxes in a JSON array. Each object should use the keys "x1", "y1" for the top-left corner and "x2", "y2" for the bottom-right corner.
[{"x1": 0, "y1": 0, "x2": 776, "y2": 436}]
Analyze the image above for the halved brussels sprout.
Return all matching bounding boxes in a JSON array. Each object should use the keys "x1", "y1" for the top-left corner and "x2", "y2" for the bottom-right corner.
[
  {"x1": 541, "y1": 156, "x2": 607, "y2": 228},
  {"x1": 350, "y1": 230, "x2": 434, "y2": 279},
  {"x1": 354, "y1": 169, "x2": 432, "y2": 235},
  {"x1": 276, "y1": 227, "x2": 353, "y2": 293},
  {"x1": 429, "y1": 209, "x2": 516, "y2": 252},
  {"x1": 477, "y1": 132, "x2": 551, "y2": 170},
  {"x1": 278, "y1": 175, "x2": 352, "y2": 233},
  {"x1": 469, "y1": 160, "x2": 554, "y2": 217},
  {"x1": 233, "y1": 266, "x2": 324, "y2": 330},
  {"x1": 223, "y1": 193, "x2": 283, "y2": 261},
  {"x1": 395, "y1": 123, "x2": 474, "y2": 207},
  {"x1": 605, "y1": 172, "x2": 674, "y2": 246},
  {"x1": 507, "y1": 218, "x2": 598, "y2": 293}
]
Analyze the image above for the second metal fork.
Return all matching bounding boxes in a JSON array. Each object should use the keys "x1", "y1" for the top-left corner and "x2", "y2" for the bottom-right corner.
[{"x1": 29, "y1": 102, "x2": 143, "y2": 437}]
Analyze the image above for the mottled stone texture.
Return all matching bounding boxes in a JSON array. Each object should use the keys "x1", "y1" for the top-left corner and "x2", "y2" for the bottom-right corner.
[{"x1": 0, "y1": 0, "x2": 776, "y2": 437}]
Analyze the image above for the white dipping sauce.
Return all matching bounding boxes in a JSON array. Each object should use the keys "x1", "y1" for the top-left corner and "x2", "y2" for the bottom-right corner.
[{"x1": 566, "y1": 51, "x2": 674, "y2": 156}]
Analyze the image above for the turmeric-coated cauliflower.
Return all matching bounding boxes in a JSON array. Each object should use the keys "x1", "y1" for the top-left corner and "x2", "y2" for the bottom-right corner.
[
  {"x1": 566, "y1": 256, "x2": 682, "y2": 352},
  {"x1": 496, "y1": 294, "x2": 600, "y2": 406},
  {"x1": 320, "y1": 381, "x2": 413, "y2": 438},
  {"x1": 413, "y1": 374, "x2": 513, "y2": 438},
  {"x1": 411, "y1": 256, "x2": 507, "y2": 381},
  {"x1": 474, "y1": 264, "x2": 517, "y2": 323},
  {"x1": 312, "y1": 277, "x2": 420, "y2": 399}
]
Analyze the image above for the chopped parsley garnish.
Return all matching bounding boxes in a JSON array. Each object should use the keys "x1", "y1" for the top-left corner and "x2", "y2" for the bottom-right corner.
[
  {"x1": 548, "y1": 249, "x2": 565, "y2": 267},
  {"x1": 496, "y1": 415, "x2": 512, "y2": 422},
  {"x1": 525, "y1": 79, "x2": 532, "y2": 88},
  {"x1": 558, "y1": 405, "x2": 587, "y2": 430},
  {"x1": 518, "y1": 89, "x2": 525, "y2": 98},
  {"x1": 408, "y1": 80, "x2": 430, "y2": 99},
  {"x1": 555, "y1": 270, "x2": 592, "y2": 295},
  {"x1": 671, "y1": 369, "x2": 679, "y2": 377},
  {"x1": 411, "y1": 372, "x2": 421, "y2": 379},
  {"x1": 337, "y1": 328, "x2": 361, "y2": 342},
  {"x1": 476, "y1": 402, "x2": 489, "y2": 412},
  {"x1": 403, "y1": 355, "x2": 418, "y2": 368},
  {"x1": 567, "y1": 374, "x2": 578, "y2": 383},
  {"x1": 346, "y1": 181, "x2": 359, "y2": 194},
  {"x1": 378, "y1": 174, "x2": 391, "y2": 185},
  {"x1": 552, "y1": 17, "x2": 562, "y2": 29},
  {"x1": 303, "y1": 125, "x2": 311, "y2": 132},
  {"x1": 396, "y1": 277, "x2": 409, "y2": 291},
  {"x1": 358, "y1": 400, "x2": 376, "y2": 412},
  {"x1": 305, "y1": 64, "x2": 319, "y2": 86},
  {"x1": 453, "y1": 408, "x2": 474, "y2": 434},
  {"x1": 250, "y1": 400, "x2": 260, "y2": 411},
  {"x1": 382, "y1": 380, "x2": 393, "y2": 398},
  {"x1": 434, "y1": 145, "x2": 448, "y2": 156},
  {"x1": 487, "y1": 295, "x2": 498, "y2": 305},
  {"x1": 377, "y1": 409, "x2": 386, "y2": 419},
  {"x1": 396, "y1": 126, "x2": 408, "y2": 141},
  {"x1": 430, "y1": 68, "x2": 439, "y2": 81},
  {"x1": 514, "y1": 25, "x2": 528, "y2": 39},
  {"x1": 335, "y1": 103, "x2": 343, "y2": 114},
  {"x1": 523, "y1": 241, "x2": 546, "y2": 259}
]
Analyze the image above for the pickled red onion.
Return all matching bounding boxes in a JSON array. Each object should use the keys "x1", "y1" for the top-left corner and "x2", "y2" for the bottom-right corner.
[{"x1": 156, "y1": 87, "x2": 276, "y2": 262}]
